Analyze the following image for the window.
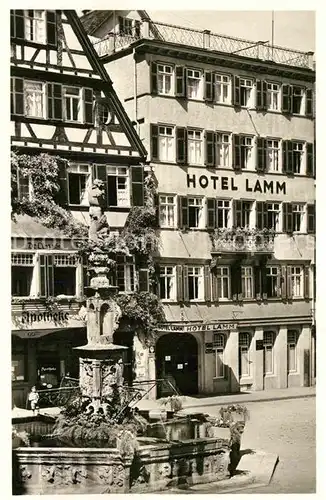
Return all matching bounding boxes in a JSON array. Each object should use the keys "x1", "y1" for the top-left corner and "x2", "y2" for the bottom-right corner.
[
  {"x1": 217, "y1": 200, "x2": 231, "y2": 229},
  {"x1": 188, "y1": 129, "x2": 203, "y2": 165},
  {"x1": 24, "y1": 80, "x2": 45, "y2": 118},
  {"x1": 187, "y1": 69, "x2": 202, "y2": 99},
  {"x1": 293, "y1": 204, "x2": 305, "y2": 232},
  {"x1": 96, "y1": 102, "x2": 113, "y2": 126},
  {"x1": 287, "y1": 330, "x2": 299, "y2": 372},
  {"x1": 12, "y1": 343, "x2": 27, "y2": 382},
  {"x1": 293, "y1": 142, "x2": 304, "y2": 174},
  {"x1": 24, "y1": 10, "x2": 45, "y2": 43},
  {"x1": 118, "y1": 17, "x2": 133, "y2": 35},
  {"x1": 63, "y1": 86, "x2": 81, "y2": 122},
  {"x1": 216, "y1": 133, "x2": 231, "y2": 167},
  {"x1": 266, "y1": 203, "x2": 280, "y2": 231},
  {"x1": 93, "y1": 165, "x2": 130, "y2": 208},
  {"x1": 67, "y1": 164, "x2": 91, "y2": 206},
  {"x1": 11, "y1": 253, "x2": 34, "y2": 297},
  {"x1": 159, "y1": 266, "x2": 176, "y2": 300},
  {"x1": 187, "y1": 266, "x2": 204, "y2": 300},
  {"x1": 266, "y1": 266, "x2": 280, "y2": 298},
  {"x1": 159, "y1": 195, "x2": 176, "y2": 228},
  {"x1": 157, "y1": 64, "x2": 173, "y2": 95},
  {"x1": 239, "y1": 78, "x2": 253, "y2": 107},
  {"x1": 215, "y1": 74, "x2": 231, "y2": 104},
  {"x1": 307, "y1": 204, "x2": 315, "y2": 233},
  {"x1": 11, "y1": 10, "x2": 56, "y2": 45},
  {"x1": 239, "y1": 333, "x2": 251, "y2": 377},
  {"x1": 233, "y1": 135, "x2": 254, "y2": 170},
  {"x1": 267, "y1": 139, "x2": 280, "y2": 172},
  {"x1": 234, "y1": 200, "x2": 252, "y2": 228},
  {"x1": 116, "y1": 255, "x2": 135, "y2": 292},
  {"x1": 158, "y1": 126, "x2": 174, "y2": 162},
  {"x1": 213, "y1": 333, "x2": 226, "y2": 378},
  {"x1": 53, "y1": 254, "x2": 78, "y2": 296},
  {"x1": 290, "y1": 267, "x2": 303, "y2": 298},
  {"x1": 215, "y1": 266, "x2": 230, "y2": 299},
  {"x1": 266, "y1": 82, "x2": 280, "y2": 111},
  {"x1": 263, "y1": 331, "x2": 275, "y2": 375},
  {"x1": 292, "y1": 86, "x2": 304, "y2": 114},
  {"x1": 179, "y1": 197, "x2": 204, "y2": 228},
  {"x1": 15, "y1": 168, "x2": 32, "y2": 201},
  {"x1": 241, "y1": 267, "x2": 254, "y2": 299}
]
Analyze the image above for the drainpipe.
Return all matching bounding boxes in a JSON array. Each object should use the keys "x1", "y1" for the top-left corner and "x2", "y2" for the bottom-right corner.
[{"x1": 133, "y1": 48, "x2": 138, "y2": 134}]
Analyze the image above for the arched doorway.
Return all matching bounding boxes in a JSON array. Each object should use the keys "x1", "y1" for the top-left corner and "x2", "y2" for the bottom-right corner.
[{"x1": 156, "y1": 333, "x2": 198, "y2": 398}]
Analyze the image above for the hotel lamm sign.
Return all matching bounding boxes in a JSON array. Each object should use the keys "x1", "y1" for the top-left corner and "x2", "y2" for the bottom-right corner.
[{"x1": 187, "y1": 174, "x2": 286, "y2": 195}]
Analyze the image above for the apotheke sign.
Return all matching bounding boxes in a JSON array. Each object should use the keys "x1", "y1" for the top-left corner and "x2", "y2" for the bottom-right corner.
[{"x1": 158, "y1": 322, "x2": 237, "y2": 333}]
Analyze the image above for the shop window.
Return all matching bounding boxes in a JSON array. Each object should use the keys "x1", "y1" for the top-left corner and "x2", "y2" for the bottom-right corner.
[
  {"x1": 12, "y1": 343, "x2": 27, "y2": 382},
  {"x1": 11, "y1": 253, "x2": 34, "y2": 297},
  {"x1": 213, "y1": 333, "x2": 226, "y2": 378},
  {"x1": 159, "y1": 266, "x2": 176, "y2": 301},
  {"x1": 263, "y1": 331, "x2": 275, "y2": 375},
  {"x1": 287, "y1": 330, "x2": 299, "y2": 373},
  {"x1": 239, "y1": 332, "x2": 251, "y2": 377}
]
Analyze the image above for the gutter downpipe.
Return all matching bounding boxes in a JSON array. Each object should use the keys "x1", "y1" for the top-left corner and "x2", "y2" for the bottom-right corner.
[{"x1": 133, "y1": 47, "x2": 138, "y2": 135}]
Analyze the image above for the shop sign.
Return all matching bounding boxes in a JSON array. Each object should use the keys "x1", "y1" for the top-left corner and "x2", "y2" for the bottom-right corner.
[
  {"x1": 11, "y1": 237, "x2": 85, "y2": 251},
  {"x1": 187, "y1": 174, "x2": 286, "y2": 195},
  {"x1": 12, "y1": 309, "x2": 85, "y2": 333},
  {"x1": 158, "y1": 322, "x2": 237, "y2": 333}
]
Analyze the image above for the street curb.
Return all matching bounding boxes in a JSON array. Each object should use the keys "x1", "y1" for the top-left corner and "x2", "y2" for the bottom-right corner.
[{"x1": 183, "y1": 392, "x2": 315, "y2": 410}]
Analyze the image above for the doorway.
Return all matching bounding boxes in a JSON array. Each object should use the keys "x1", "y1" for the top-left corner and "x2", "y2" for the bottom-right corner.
[
  {"x1": 113, "y1": 330, "x2": 134, "y2": 386},
  {"x1": 156, "y1": 333, "x2": 198, "y2": 398}
]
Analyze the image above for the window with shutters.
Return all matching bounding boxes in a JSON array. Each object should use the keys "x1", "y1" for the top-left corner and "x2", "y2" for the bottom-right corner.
[
  {"x1": 15, "y1": 168, "x2": 33, "y2": 201},
  {"x1": 217, "y1": 199, "x2": 231, "y2": 229},
  {"x1": 234, "y1": 135, "x2": 254, "y2": 169},
  {"x1": 63, "y1": 86, "x2": 81, "y2": 122},
  {"x1": 239, "y1": 332, "x2": 251, "y2": 377},
  {"x1": 213, "y1": 333, "x2": 226, "y2": 378},
  {"x1": 187, "y1": 266, "x2": 204, "y2": 300},
  {"x1": 106, "y1": 166, "x2": 130, "y2": 207},
  {"x1": 24, "y1": 10, "x2": 46, "y2": 43},
  {"x1": 267, "y1": 139, "x2": 280, "y2": 172},
  {"x1": 266, "y1": 266, "x2": 280, "y2": 298},
  {"x1": 118, "y1": 17, "x2": 133, "y2": 35},
  {"x1": 24, "y1": 80, "x2": 45, "y2": 118},
  {"x1": 159, "y1": 266, "x2": 176, "y2": 301},
  {"x1": 239, "y1": 78, "x2": 254, "y2": 107},
  {"x1": 307, "y1": 204, "x2": 315, "y2": 233},
  {"x1": 266, "y1": 203, "x2": 280, "y2": 231},
  {"x1": 188, "y1": 129, "x2": 203, "y2": 165},
  {"x1": 53, "y1": 254, "x2": 78, "y2": 296},
  {"x1": 11, "y1": 253, "x2": 35, "y2": 297},
  {"x1": 241, "y1": 267, "x2": 254, "y2": 299},
  {"x1": 293, "y1": 142, "x2": 304, "y2": 174},
  {"x1": 180, "y1": 197, "x2": 204, "y2": 228},
  {"x1": 157, "y1": 64, "x2": 173, "y2": 95},
  {"x1": 67, "y1": 164, "x2": 91, "y2": 206},
  {"x1": 187, "y1": 69, "x2": 202, "y2": 100},
  {"x1": 290, "y1": 266, "x2": 303, "y2": 298},
  {"x1": 287, "y1": 330, "x2": 299, "y2": 372},
  {"x1": 158, "y1": 126, "x2": 174, "y2": 162},
  {"x1": 216, "y1": 133, "x2": 231, "y2": 167},
  {"x1": 159, "y1": 195, "x2": 176, "y2": 228},
  {"x1": 263, "y1": 331, "x2": 275, "y2": 374},
  {"x1": 293, "y1": 204, "x2": 305, "y2": 232},
  {"x1": 116, "y1": 255, "x2": 136, "y2": 293},
  {"x1": 292, "y1": 86, "x2": 305, "y2": 114},
  {"x1": 234, "y1": 200, "x2": 253, "y2": 228},
  {"x1": 11, "y1": 10, "x2": 56, "y2": 45},
  {"x1": 215, "y1": 266, "x2": 230, "y2": 299},
  {"x1": 266, "y1": 82, "x2": 280, "y2": 111},
  {"x1": 215, "y1": 74, "x2": 231, "y2": 104}
]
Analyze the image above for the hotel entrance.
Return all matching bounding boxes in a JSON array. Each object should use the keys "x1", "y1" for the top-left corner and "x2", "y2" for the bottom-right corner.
[{"x1": 156, "y1": 332, "x2": 198, "y2": 398}]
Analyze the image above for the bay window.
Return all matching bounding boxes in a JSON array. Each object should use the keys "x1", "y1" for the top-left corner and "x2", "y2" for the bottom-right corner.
[{"x1": 159, "y1": 195, "x2": 176, "y2": 228}]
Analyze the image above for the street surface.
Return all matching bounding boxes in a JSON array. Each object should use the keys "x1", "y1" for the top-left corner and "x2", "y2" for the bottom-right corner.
[{"x1": 197, "y1": 397, "x2": 316, "y2": 494}]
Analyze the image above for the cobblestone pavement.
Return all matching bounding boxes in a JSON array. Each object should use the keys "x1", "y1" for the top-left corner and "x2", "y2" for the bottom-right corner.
[{"x1": 199, "y1": 397, "x2": 316, "y2": 494}]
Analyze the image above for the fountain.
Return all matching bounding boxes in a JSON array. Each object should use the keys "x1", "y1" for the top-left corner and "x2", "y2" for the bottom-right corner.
[{"x1": 12, "y1": 179, "x2": 236, "y2": 494}]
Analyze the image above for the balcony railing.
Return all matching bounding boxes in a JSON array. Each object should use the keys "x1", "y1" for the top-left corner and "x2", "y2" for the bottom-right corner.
[
  {"x1": 91, "y1": 20, "x2": 314, "y2": 69},
  {"x1": 211, "y1": 228, "x2": 275, "y2": 254}
]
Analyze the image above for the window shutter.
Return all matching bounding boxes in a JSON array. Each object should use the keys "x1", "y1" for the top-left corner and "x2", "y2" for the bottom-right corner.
[
  {"x1": 306, "y1": 143, "x2": 314, "y2": 177},
  {"x1": 281, "y1": 84, "x2": 293, "y2": 114},
  {"x1": 151, "y1": 124, "x2": 159, "y2": 161},
  {"x1": 204, "y1": 265, "x2": 211, "y2": 301},
  {"x1": 256, "y1": 201, "x2": 264, "y2": 230},
  {"x1": 281, "y1": 265, "x2": 287, "y2": 299},
  {"x1": 261, "y1": 263, "x2": 268, "y2": 297},
  {"x1": 304, "y1": 265, "x2": 310, "y2": 300},
  {"x1": 83, "y1": 88, "x2": 94, "y2": 124},
  {"x1": 233, "y1": 200, "x2": 242, "y2": 227},
  {"x1": 131, "y1": 166, "x2": 144, "y2": 206},
  {"x1": 305, "y1": 88, "x2": 313, "y2": 117},
  {"x1": 175, "y1": 66, "x2": 186, "y2": 97},
  {"x1": 40, "y1": 255, "x2": 54, "y2": 297},
  {"x1": 205, "y1": 130, "x2": 215, "y2": 167},
  {"x1": 47, "y1": 83, "x2": 62, "y2": 120},
  {"x1": 176, "y1": 127, "x2": 187, "y2": 165},
  {"x1": 282, "y1": 203, "x2": 293, "y2": 233},
  {"x1": 134, "y1": 20, "x2": 141, "y2": 37},
  {"x1": 254, "y1": 265, "x2": 262, "y2": 299},
  {"x1": 282, "y1": 140, "x2": 293, "y2": 174},
  {"x1": 58, "y1": 159, "x2": 68, "y2": 206},
  {"x1": 307, "y1": 204, "x2": 315, "y2": 233},
  {"x1": 176, "y1": 264, "x2": 184, "y2": 301},
  {"x1": 118, "y1": 16, "x2": 124, "y2": 34},
  {"x1": 12, "y1": 10, "x2": 24, "y2": 39},
  {"x1": 178, "y1": 196, "x2": 189, "y2": 228},
  {"x1": 231, "y1": 262, "x2": 241, "y2": 298},
  {"x1": 211, "y1": 272, "x2": 219, "y2": 303},
  {"x1": 233, "y1": 75, "x2": 241, "y2": 106},
  {"x1": 262, "y1": 80, "x2": 268, "y2": 109},
  {"x1": 138, "y1": 269, "x2": 149, "y2": 292},
  {"x1": 12, "y1": 77, "x2": 24, "y2": 115},
  {"x1": 207, "y1": 198, "x2": 216, "y2": 229},
  {"x1": 151, "y1": 62, "x2": 158, "y2": 94},
  {"x1": 232, "y1": 134, "x2": 241, "y2": 170},
  {"x1": 46, "y1": 11, "x2": 57, "y2": 46},
  {"x1": 183, "y1": 265, "x2": 189, "y2": 302},
  {"x1": 286, "y1": 265, "x2": 293, "y2": 299},
  {"x1": 256, "y1": 137, "x2": 267, "y2": 171},
  {"x1": 204, "y1": 71, "x2": 214, "y2": 102},
  {"x1": 256, "y1": 80, "x2": 265, "y2": 110}
]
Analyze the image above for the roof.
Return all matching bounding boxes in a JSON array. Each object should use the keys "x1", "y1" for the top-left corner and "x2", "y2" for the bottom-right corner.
[
  {"x1": 11, "y1": 214, "x2": 69, "y2": 239},
  {"x1": 80, "y1": 10, "x2": 113, "y2": 36}
]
